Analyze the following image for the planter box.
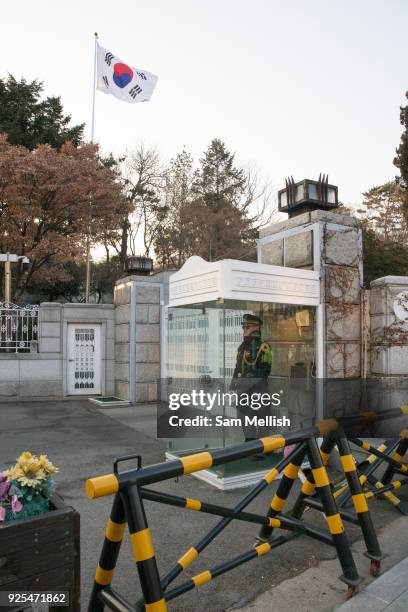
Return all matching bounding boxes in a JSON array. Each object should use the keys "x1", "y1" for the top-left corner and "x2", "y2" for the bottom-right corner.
[{"x1": 0, "y1": 494, "x2": 80, "y2": 611}]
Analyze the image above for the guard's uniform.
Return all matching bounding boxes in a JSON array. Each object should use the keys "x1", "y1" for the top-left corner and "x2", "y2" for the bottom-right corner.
[
  {"x1": 232, "y1": 337, "x2": 272, "y2": 381},
  {"x1": 231, "y1": 329, "x2": 273, "y2": 441}
]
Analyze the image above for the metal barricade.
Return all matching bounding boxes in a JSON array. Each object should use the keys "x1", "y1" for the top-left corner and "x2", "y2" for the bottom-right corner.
[{"x1": 85, "y1": 408, "x2": 407, "y2": 611}]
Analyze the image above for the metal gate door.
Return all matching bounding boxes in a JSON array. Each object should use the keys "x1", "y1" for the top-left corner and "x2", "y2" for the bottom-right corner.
[{"x1": 67, "y1": 324, "x2": 101, "y2": 395}]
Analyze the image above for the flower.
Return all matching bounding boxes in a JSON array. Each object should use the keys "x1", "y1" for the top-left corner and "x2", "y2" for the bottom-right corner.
[
  {"x1": 17, "y1": 467, "x2": 47, "y2": 488},
  {"x1": 0, "y1": 479, "x2": 11, "y2": 501},
  {"x1": 2, "y1": 465, "x2": 24, "y2": 481},
  {"x1": 38, "y1": 455, "x2": 59, "y2": 475},
  {"x1": 6, "y1": 452, "x2": 49, "y2": 488},
  {"x1": 11, "y1": 494, "x2": 22, "y2": 515},
  {"x1": 1, "y1": 451, "x2": 58, "y2": 522},
  {"x1": 17, "y1": 451, "x2": 33, "y2": 463}
]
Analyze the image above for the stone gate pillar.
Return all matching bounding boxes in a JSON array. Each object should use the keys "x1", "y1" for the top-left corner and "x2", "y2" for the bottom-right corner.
[
  {"x1": 370, "y1": 276, "x2": 408, "y2": 376},
  {"x1": 114, "y1": 271, "x2": 174, "y2": 403},
  {"x1": 258, "y1": 209, "x2": 363, "y2": 382}
]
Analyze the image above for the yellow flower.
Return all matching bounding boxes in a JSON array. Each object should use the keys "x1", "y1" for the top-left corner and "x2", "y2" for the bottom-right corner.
[
  {"x1": 14, "y1": 456, "x2": 47, "y2": 487},
  {"x1": 17, "y1": 468, "x2": 47, "y2": 487},
  {"x1": 17, "y1": 451, "x2": 33, "y2": 463},
  {"x1": 3, "y1": 466, "x2": 24, "y2": 481},
  {"x1": 4, "y1": 451, "x2": 58, "y2": 488},
  {"x1": 38, "y1": 455, "x2": 59, "y2": 475}
]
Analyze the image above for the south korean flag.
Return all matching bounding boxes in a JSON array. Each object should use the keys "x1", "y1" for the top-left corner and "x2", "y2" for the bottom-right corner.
[{"x1": 96, "y1": 43, "x2": 158, "y2": 104}]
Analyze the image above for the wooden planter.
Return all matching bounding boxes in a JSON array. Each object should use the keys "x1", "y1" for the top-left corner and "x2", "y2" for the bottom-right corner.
[{"x1": 0, "y1": 494, "x2": 80, "y2": 611}]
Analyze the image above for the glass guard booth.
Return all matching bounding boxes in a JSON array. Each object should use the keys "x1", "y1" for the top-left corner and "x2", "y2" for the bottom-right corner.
[{"x1": 164, "y1": 257, "x2": 321, "y2": 484}]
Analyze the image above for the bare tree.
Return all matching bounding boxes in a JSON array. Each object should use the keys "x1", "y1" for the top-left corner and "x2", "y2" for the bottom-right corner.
[{"x1": 108, "y1": 144, "x2": 166, "y2": 264}]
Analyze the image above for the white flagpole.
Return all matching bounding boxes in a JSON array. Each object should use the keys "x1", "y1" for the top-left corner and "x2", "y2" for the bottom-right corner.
[
  {"x1": 91, "y1": 32, "x2": 98, "y2": 143},
  {"x1": 85, "y1": 32, "x2": 98, "y2": 303}
]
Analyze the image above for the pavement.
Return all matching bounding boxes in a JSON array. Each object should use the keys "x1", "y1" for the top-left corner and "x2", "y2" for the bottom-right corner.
[
  {"x1": 234, "y1": 515, "x2": 408, "y2": 612},
  {"x1": 336, "y1": 556, "x2": 408, "y2": 612},
  {"x1": 0, "y1": 400, "x2": 407, "y2": 612}
]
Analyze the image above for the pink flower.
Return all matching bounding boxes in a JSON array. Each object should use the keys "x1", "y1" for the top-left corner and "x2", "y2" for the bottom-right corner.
[
  {"x1": 0, "y1": 480, "x2": 10, "y2": 500},
  {"x1": 284, "y1": 444, "x2": 297, "y2": 458},
  {"x1": 0, "y1": 473, "x2": 7, "y2": 482},
  {"x1": 0, "y1": 506, "x2": 5, "y2": 522},
  {"x1": 11, "y1": 495, "x2": 22, "y2": 515}
]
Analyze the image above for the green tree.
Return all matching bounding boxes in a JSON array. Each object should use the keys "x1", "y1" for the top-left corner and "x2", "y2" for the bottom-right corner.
[
  {"x1": 28, "y1": 261, "x2": 84, "y2": 303},
  {"x1": 194, "y1": 138, "x2": 247, "y2": 212},
  {"x1": 339, "y1": 192, "x2": 408, "y2": 287},
  {"x1": 0, "y1": 75, "x2": 84, "y2": 149},
  {"x1": 191, "y1": 139, "x2": 266, "y2": 261},
  {"x1": 362, "y1": 227, "x2": 408, "y2": 286},
  {"x1": 154, "y1": 149, "x2": 197, "y2": 268},
  {"x1": 394, "y1": 91, "x2": 408, "y2": 221},
  {"x1": 91, "y1": 257, "x2": 124, "y2": 303},
  {"x1": 363, "y1": 182, "x2": 408, "y2": 243}
]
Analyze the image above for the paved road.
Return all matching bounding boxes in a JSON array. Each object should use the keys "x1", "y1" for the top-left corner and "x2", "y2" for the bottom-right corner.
[{"x1": 0, "y1": 401, "x2": 406, "y2": 611}]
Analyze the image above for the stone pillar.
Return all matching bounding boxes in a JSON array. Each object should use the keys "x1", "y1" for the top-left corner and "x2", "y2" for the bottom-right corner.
[
  {"x1": 134, "y1": 283, "x2": 161, "y2": 403},
  {"x1": 258, "y1": 210, "x2": 363, "y2": 380},
  {"x1": 114, "y1": 271, "x2": 174, "y2": 403},
  {"x1": 114, "y1": 281, "x2": 132, "y2": 401},
  {"x1": 370, "y1": 276, "x2": 408, "y2": 376},
  {"x1": 39, "y1": 302, "x2": 62, "y2": 354}
]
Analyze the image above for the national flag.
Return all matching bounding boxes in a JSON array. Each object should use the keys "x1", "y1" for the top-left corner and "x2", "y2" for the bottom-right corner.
[{"x1": 96, "y1": 43, "x2": 158, "y2": 104}]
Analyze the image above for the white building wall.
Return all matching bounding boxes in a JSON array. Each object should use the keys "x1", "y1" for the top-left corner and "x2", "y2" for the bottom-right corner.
[{"x1": 0, "y1": 302, "x2": 115, "y2": 402}]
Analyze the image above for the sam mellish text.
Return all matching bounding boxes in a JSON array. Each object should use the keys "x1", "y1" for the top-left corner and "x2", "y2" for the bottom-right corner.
[{"x1": 168, "y1": 415, "x2": 291, "y2": 427}]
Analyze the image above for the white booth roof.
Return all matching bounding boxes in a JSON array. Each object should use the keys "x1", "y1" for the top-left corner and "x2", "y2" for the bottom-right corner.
[{"x1": 169, "y1": 256, "x2": 320, "y2": 307}]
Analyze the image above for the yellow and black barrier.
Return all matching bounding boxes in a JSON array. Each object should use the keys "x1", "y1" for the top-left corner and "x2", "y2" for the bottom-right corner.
[
  {"x1": 86, "y1": 409, "x2": 407, "y2": 611},
  {"x1": 332, "y1": 436, "x2": 408, "y2": 516}
]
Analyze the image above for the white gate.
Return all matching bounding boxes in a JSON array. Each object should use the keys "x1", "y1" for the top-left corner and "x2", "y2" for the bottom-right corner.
[{"x1": 67, "y1": 324, "x2": 101, "y2": 395}]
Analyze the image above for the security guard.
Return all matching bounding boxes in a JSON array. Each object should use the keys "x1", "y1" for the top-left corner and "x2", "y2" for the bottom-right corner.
[{"x1": 231, "y1": 314, "x2": 273, "y2": 444}]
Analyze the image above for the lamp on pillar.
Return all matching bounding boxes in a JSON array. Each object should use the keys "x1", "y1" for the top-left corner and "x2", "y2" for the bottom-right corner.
[
  {"x1": 125, "y1": 255, "x2": 154, "y2": 276},
  {"x1": 278, "y1": 174, "x2": 338, "y2": 218}
]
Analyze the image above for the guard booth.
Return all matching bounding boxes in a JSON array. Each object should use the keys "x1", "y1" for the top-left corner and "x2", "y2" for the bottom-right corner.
[{"x1": 163, "y1": 256, "x2": 321, "y2": 489}]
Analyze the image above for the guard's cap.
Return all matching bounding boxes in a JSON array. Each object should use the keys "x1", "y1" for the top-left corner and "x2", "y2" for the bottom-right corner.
[{"x1": 242, "y1": 314, "x2": 263, "y2": 326}]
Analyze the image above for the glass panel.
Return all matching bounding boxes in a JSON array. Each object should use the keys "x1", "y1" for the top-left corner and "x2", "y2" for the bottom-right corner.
[
  {"x1": 165, "y1": 300, "x2": 316, "y2": 456},
  {"x1": 295, "y1": 183, "x2": 305, "y2": 202},
  {"x1": 327, "y1": 186, "x2": 336, "y2": 203},
  {"x1": 308, "y1": 183, "x2": 318, "y2": 200},
  {"x1": 166, "y1": 301, "x2": 225, "y2": 453}
]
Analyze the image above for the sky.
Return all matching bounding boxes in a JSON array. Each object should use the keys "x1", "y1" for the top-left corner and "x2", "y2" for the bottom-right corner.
[{"x1": 2, "y1": 0, "x2": 408, "y2": 208}]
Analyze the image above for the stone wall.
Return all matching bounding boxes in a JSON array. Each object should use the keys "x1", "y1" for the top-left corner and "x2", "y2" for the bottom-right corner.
[
  {"x1": 370, "y1": 276, "x2": 408, "y2": 376},
  {"x1": 0, "y1": 303, "x2": 115, "y2": 402},
  {"x1": 258, "y1": 209, "x2": 363, "y2": 379}
]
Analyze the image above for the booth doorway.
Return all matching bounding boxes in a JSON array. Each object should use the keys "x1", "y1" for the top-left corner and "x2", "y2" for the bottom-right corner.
[{"x1": 67, "y1": 323, "x2": 101, "y2": 395}]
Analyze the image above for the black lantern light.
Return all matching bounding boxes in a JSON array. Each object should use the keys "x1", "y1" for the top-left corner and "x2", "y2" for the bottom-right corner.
[
  {"x1": 278, "y1": 174, "x2": 338, "y2": 218},
  {"x1": 125, "y1": 255, "x2": 154, "y2": 276}
]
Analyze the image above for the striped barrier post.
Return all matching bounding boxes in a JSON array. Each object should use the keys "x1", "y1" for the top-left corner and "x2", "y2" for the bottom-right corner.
[
  {"x1": 305, "y1": 436, "x2": 360, "y2": 595},
  {"x1": 335, "y1": 437, "x2": 383, "y2": 575},
  {"x1": 88, "y1": 494, "x2": 126, "y2": 612}
]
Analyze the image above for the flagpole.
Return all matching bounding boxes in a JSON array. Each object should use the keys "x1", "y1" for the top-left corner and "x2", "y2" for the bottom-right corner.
[
  {"x1": 85, "y1": 32, "x2": 98, "y2": 303},
  {"x1": 91, "y1": 32, "x2": 98, "y2": 142}
]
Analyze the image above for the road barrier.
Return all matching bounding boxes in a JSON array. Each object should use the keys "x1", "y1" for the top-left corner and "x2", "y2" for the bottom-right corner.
[
  {"x1": 332, "y1": 437, "x2": 408, "y2": 516},
  {"x1": 86, "y1": 410, "x2": 407, "y2": 611}
]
